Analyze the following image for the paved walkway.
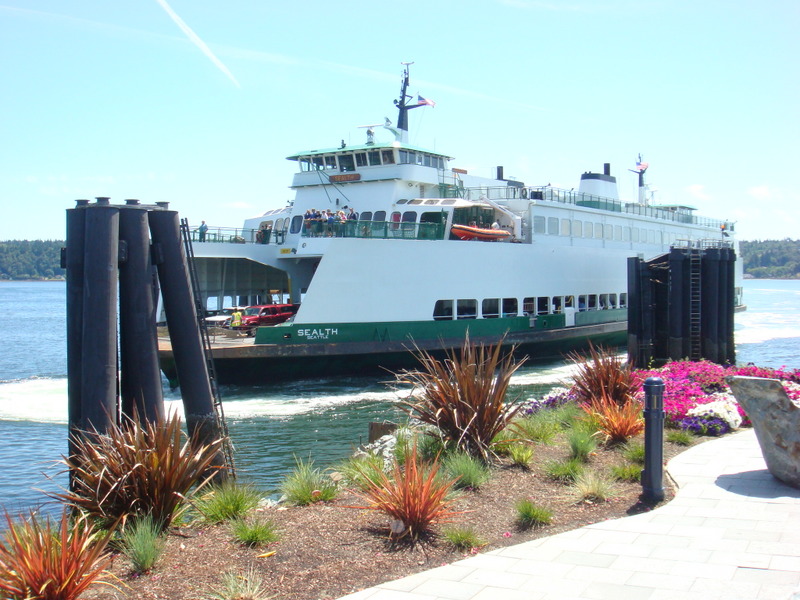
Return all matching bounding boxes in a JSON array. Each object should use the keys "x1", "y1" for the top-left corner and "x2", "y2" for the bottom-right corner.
[{"x1": 337, "y1": 429, "x2": 800, "y2": 600}]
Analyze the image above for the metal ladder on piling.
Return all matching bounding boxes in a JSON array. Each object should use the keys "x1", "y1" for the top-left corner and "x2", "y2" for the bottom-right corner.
[
  {"x1": 180, "y1": 219, "x2": 236, "y2": 477},
  {"x1": 688, "y1": 248, "x2": 703, "y2": 361}
]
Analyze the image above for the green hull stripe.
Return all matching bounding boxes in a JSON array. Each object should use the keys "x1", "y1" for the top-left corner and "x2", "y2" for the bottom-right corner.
[{"x1": 254, "y1": 310, "x2": 627, "y2": 345}]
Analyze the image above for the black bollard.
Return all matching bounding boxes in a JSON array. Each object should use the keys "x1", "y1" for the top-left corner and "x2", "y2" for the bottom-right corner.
[{"x1": 642, "y1": 377, "x2": 665, "y2": 501}]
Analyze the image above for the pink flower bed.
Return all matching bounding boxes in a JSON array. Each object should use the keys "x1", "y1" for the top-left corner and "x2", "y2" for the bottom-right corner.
[{"x1": 632, "y1": 360, "x2": 800, "y2": 426}]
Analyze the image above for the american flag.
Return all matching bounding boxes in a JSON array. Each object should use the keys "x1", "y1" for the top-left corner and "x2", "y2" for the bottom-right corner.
[
  {"x1": 417, "y1": 95, "x2": 436, "y2": 107},
  {"x1": 635, "y1": 160, "x2": 649, "y2": 171}
]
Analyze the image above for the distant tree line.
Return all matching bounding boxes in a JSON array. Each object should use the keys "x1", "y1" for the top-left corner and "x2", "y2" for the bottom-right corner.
[
  {"x1": 739, "y1": 239, "x2": 800, "y2": 279},
  {"x1": 0, "y1": 238, "x2": 798, "y2": 280},
  {"x1": 0, "y1": 240, "x2": 65, "y2": 280}
]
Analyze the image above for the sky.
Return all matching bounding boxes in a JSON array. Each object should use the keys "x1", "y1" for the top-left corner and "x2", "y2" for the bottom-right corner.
[{"x1": 0, "y1": 0, "x2": 797, "y2": 242}]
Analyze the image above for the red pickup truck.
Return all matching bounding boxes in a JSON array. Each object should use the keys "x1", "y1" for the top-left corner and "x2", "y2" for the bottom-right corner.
[{"x1": 236, "y1": 304, "x2": 299, "y2": 334}]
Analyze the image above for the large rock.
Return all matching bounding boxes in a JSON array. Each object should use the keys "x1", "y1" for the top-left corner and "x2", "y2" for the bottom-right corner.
[{"x1": 727, "y1": 376, "x2": 800, "y2": 489}]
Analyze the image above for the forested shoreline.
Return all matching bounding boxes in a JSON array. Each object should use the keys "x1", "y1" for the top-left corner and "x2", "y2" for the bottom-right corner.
[{"x1": 1, "y1": 238, "x2": 798, "y2": 280}]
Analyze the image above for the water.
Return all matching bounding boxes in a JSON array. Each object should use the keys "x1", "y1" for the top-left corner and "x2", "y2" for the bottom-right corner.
[{"x1": 0, "y1": 279, "x2": 798, "y2": 515}]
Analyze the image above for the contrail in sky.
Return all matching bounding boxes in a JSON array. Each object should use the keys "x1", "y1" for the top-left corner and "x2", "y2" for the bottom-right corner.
[{"x1": 153, "y1": 0, "x2": 240, "y2": 88}]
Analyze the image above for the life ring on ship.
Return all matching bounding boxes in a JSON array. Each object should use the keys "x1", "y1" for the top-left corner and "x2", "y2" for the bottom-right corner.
[{"x1": 521, "y1": 188, "x2": 528, "y2": 199}]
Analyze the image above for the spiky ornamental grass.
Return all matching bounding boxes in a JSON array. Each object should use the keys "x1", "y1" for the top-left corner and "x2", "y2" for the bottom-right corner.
[
  {"x1": 507, "y1": 443, "x2": 534, "y2": 468},
  {"x1": 206, "y1": 566, "x2": 272, "y2": 600},
  {"x1": 666, "y1": 429, "x2": 695, "y2": 446},
  {"x1": 194, "y1": 480, "x2": 262, "y2": 524},
  {"x1": 335, "y1": 453, "x2": 388, "y2": 492},
  {"x1": 567, "y1": 345, "x2": 644, "y2": 444},
  {"x1": 54, "y1": 412, "x2": 225, "y2": 532},
  {"x1": 567, "y1": 429, "x2": 598, "y2": 462},
  {"x1": 231, "y1": 517, "x2": 280, "y2": 547},
  {"x1": 396, "y1": 336, "x2": 526, "y2": 462},
  {"x1": 350, "y1": 442, "x2": 461, "y2": 541},
  {"x1": 0, "y1": 510, "x2": 116, "y2": 600},
  {"x1": 567, "y1": 343, "x2": 637, "y2": 407},
  {"x1": 280, "y1": 456, "x2": 339, "y2": 506},
  {"x1": 441, "y1": 525, "x2": 487, "y2": 551},
  {"x1": 514, "y1": 499, "x2": 552, "y2": 529},
  {"x1": 582, "y1": 390, "x2": 644, "y2": 444},
  {"x1": 511, "y1": 412, "x2": 562, "y2": 444},
  {"x1": 611, "y1": 463, "x2": 642, "y2": 483},
  {"x1": 443, "y1": 452, "x2": 490, "y2": 490},
  {"x1": 572, "y1": 472, "x2": 617, "y2": 502},
  {"x1": 119, "y1": 515, "x2": 165, "y2": 573},
  {"x1": 544, "y1": 457, "x2": 584, "y2": 483}
]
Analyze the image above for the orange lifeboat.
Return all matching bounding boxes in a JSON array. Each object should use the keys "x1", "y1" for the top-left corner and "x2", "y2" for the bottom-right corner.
[{"x1": 451, "y1": 223, "x2": 512, "y2": 241}]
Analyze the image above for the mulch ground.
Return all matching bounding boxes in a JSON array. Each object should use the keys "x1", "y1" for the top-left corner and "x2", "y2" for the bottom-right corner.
[{"x1": 82, "y1": 435, "x2": 701, "y2": 600}]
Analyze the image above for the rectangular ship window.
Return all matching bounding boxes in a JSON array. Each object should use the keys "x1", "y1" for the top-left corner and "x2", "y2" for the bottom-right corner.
[
  {"x1": 457, "y1": 299, "x2": 477, "y2": 320},
  {"x1": 523, "y1": 297, "x2": 535, "y2": 315},
  {"x1": 502, "y1": 298, "x2": 518, "y2": 317},
  {"x1": 482, "y1": 298, "x2": 499, "y2": 319},
  {"x1": 433, "y1": 300, "x2": 454, "y2": 320},
  {"x1": 537, "y1": 297, "x2": 549, "y2": 315}
]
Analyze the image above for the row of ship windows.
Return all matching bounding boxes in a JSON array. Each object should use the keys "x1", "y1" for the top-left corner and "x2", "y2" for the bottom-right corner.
[
  {"x1": 534, "y1": 216, "x2": 689, "y2": 244},
  {"x1": 433, "y1": 294, "x2": 628, "y2": 320},
  {"x1": 298, "y1": 149, "x2": 446, "y2": 173},
  {"x1": 266, "y1": 211, "x2": 432, "y2": 235}
]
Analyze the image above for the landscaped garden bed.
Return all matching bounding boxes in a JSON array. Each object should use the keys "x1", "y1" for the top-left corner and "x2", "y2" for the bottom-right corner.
[{"x1": 3, "y1": 344, "x2": 799, "y2": 600}]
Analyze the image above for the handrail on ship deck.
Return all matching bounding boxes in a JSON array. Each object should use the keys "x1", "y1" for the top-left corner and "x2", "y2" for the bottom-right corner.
[{"x1": 462, "y1": 185, "x2": 730, "y2": 230}]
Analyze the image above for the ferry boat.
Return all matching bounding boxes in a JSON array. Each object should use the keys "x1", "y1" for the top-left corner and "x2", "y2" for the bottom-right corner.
[{"x1": 158, "y1": 65, "x2": 742, "y2": 386}]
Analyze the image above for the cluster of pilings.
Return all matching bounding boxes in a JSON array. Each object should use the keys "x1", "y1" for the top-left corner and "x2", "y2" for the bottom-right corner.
[
  {"x1": 65, "y1": 198, "x2": 227, "y2": 471},
  {"x1": 627, "y1": 243, "x2": 736, "y2": 367}
]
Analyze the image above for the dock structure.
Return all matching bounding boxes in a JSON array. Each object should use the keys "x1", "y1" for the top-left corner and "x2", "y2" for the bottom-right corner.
[
  {"x1": 64, "y1": 198, "x2": 232, "y2": 478},
  {"x1": 627, "y1": 240, "x2": 736, "y2": 367}
]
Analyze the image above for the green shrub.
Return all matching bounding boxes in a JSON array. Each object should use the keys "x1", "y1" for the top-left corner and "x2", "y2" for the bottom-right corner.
[
  {"x1": 231, "y1": 517, "x2": 280, "y2": 547},
  {"x1": 120, "y1": 515, "x2": 165, "y2": 573},
  {"x1": 194, "y1": 480, "x2": 262, "y2": 523},
  {"x1": 443, "y1": 452, "x2": 490, "y2": 490},
  {"x1": 441, "y1": 525, "x2": 487, "y2": 551},
  {"x1": 611, "y1": 463, "x2": 642, "y2": 482},
  {"x1": 507, "y1": 443, "x2": 534, "y2": 468},
  {"x1": 280, "y1": 456, "x2": 338, "y2": 506},
  {"x1": 515, "y1": 499, "x2": 552, "y2": 529},
  {"x1": 567, "y1": 430, "x2": 597, "y2": 462},
  {"x1": 572, "y1": 471, "x2": 617, "y2": 502},
  {"x1": 544, "y1": 457, "x2": 584, "y2": 483}
]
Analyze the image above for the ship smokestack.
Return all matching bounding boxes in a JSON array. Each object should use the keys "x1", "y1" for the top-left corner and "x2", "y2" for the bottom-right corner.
[
  {"x1": 497, "y1": 166, "x2": 504, "y2": 181},
  {"x1": 604, "y1": 163, "x2": 611, "y2": 176}
]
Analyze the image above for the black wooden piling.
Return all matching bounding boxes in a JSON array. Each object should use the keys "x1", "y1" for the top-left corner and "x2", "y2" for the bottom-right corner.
[
  {"x1": 119, "y1": 203, "x2": 164, "y2": 423},
  {"x1": 147, "y1": 209, "x2": 223, "y2": 453},
  {"x1": 79, "y1": 199, "x2": 120, "y2": 433}
]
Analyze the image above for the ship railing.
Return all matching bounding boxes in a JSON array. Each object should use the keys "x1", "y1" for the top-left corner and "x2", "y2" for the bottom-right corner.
[
  {"x1": 300, "y1": 219, "x2": 446, "y2": 240},
  {"x1": 189, "y1": 226, "x2": 288, "y2": 245},
  {"x1": 672, "y1": 238, "x2": 735, "y2": 250},
  {"x1": 461, "y1": 185, "x2": 729, "y2": 230}
]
